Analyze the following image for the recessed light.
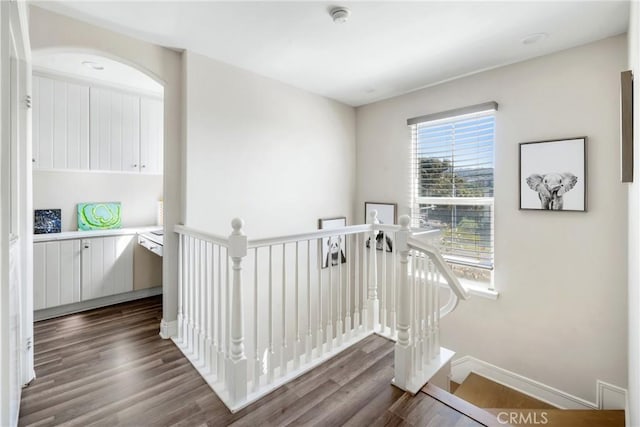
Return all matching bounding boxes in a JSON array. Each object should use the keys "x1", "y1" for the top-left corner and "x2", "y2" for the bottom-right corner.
[
  {"x1": 330, "y1": 7, "x2": 351, "y2": 24},
  {"x1": 82, "y1": 61, "x2": 104, "y2": 71},
  {"x1": 521, "y1": 33, "x2": 548, "y2": 45}
]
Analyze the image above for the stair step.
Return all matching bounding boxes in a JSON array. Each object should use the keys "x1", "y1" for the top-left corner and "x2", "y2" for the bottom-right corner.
[
  {"x1": 486, "y1": 409, "x2": 625, "y2": 427},
  {"x1": 454, "y1": 373, "x2": 555, "y2": 409}
]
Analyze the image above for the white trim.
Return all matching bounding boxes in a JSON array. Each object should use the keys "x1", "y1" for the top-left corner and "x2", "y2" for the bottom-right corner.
[
  {"x1": 451, "y1": 355, "x2": 628, "y2": 411},
  {"x1": 33, "y1": 225, "x2": 160, "y2": 242},
  {"x1": 33, "y1": 167, "x2": 163, "y2": 176},
  {"x1": 34, "y1": 287, "x2": 162, "y2": 321},
  {"x1": 159, "y1": 319, "x2": 177, "y2": 339},
  {"x1": 596, "y1": 380, "x2": 627, "y2": 410}
]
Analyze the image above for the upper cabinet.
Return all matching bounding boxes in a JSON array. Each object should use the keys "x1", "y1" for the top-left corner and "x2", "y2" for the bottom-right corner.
[
  {"x1": 33, "y1": 75, "x2": 90, "y2": 170},
  {"x1": 90, "y1": 87, "x2": 141, "y2": 172},
  {"x1": 140, "y1": 97, "x2": 164, "y2": 175},
  {"x1": 33, "y1": 74, "x2": 163, "y2": 175}
]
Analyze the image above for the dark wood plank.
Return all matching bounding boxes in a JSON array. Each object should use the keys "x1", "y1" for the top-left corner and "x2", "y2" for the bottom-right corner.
[{"x1": 19, "y1": 297, "x2": 487, "y2": 427}]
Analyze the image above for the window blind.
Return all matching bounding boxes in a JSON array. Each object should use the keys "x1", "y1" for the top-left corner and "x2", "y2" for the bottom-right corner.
[{"x1": 410, "y1": 108, "x2": 495, "y2": 271}]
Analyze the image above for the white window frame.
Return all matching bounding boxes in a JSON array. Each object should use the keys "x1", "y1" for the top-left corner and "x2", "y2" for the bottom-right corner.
[{"x1": 408, "y1": 102, "x2": 497, "y2": 290}]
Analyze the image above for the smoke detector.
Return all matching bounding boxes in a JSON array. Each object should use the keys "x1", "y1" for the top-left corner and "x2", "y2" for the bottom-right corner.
[{"x1": 330, "y1": 7, "x2": 351, "y2": 24}]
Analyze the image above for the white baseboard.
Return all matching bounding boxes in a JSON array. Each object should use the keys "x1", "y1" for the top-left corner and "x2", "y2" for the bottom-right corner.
[
  {"x1": 34, "y1": 287, "x2": 162, "y2": 321},
  {"x1": 159, "y1": 319, "x2": 177, "y2": 339},
  {"x1": 597, "y1": 380, "x2": 627, "y2": 410},
  {"x1": 451, "y1": 356, "x2": 627, "y2": 411}
]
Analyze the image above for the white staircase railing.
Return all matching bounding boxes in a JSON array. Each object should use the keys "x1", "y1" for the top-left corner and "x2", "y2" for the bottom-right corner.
[{"x1": 173, "y1": 212, "x2": 468, "y2": 412}]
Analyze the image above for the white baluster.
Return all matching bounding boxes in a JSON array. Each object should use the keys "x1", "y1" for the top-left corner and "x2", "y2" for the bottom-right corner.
[
  {"x1": 253, "y1": 247, "x2": 260, "y2": 393},
  {"x1": 345, "y1": 233, "x2": 352, "y2": 342},
  {"x1": 217, "y1": 245, "x2": 224, "y2": 381},
  {"x1": 317, "y1": 240, "x2": 324, "y2": 357},
  {"x1": 327, "y1": 241, "x2": 333, "y2": 353},
  {"x1": 193, "y1": 239, "x2": 201, "y2": 358},
  {"x1": 368, "y1": 210, "x2": 380, "y2": 331},
  {"x1": 188, "y1": 236, "x2": 195, "y2": 353},
  {"x1": 381, "y1": 231, "x2": 387, "y2": 334},
  {"x1": 361, "y1": 232, "x2": 368, "y2": 331},
  {"x1": 268, "y1": 245, "x2": 274, "y2": 384},
  {"x1": 306, "y1": 240, "x2": 313, "y2": 363},
  {"x1": 227, "y1": 218, "x2": 248, "y2": 406},
  {"x1": 199, "y1": 240, "x2": 206, "y2": 365},
  {"x1": 281, "y1": 244, "x2": 288, "y2": 376},
  {"x1": 337, "y1": 233, "x2": 343, "y2": 347},
  {"x1": 391, "y1": 234, "x2": 397, "y2": 337},
  {"x1": 177, "y1": 234, "x2": 184, "y2": 343},
  {"x1": 433, "y1": 265, "x2": 440, "y2": 360},
  {"x1": 354, "y1": 233, "x2": 360, "y2": 334},
  {"x1": 205, "y1": 242, "x2": 213, "y2": 373},
  {"x1": 294, "y1": 241, "x2": 301, "y2": 370},
  {"x1": 394, "y1": 215, "x2": 412, "y2": 391}
]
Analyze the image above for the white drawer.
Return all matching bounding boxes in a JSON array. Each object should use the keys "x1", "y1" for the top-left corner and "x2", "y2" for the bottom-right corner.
[{"x1": 138, "y1": 235, "x2": 163, "y2": 257}]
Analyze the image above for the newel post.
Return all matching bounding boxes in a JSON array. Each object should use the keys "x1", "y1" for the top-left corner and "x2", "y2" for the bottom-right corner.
[
  {"x1": 367, "y1": 210, "x2": 380, "y2": 331},
  {"x1": 394, "y1": 215, "x2": 412, "y2": 390},
  {"x1": 227, "y1": 218, "x2": 248, "y2": 405}
]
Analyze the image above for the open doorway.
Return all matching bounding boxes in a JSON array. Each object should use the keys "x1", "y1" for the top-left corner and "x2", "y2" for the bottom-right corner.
[{"x1": 30, "y1": 51, "x2": 165, "y2": 321}]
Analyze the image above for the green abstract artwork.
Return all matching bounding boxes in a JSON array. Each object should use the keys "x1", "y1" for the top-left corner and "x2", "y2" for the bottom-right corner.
[{"x1": 77, "y1": 202, "x2": 122, "y2": 231}]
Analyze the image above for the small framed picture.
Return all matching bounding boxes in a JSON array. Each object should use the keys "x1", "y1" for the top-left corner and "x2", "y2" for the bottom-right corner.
[
  {"x1": 519, "y1": 137, "x2": 586, "y2": 211},
  {"x1": 319, "y1": 217, "x2": 347, "y2": 269},
  {"x1": 365, "y1": 202, "x2": 397, "y2": 252},
  {"x1": 34, "y1": 209, "x2": 61, "y2": 234}
]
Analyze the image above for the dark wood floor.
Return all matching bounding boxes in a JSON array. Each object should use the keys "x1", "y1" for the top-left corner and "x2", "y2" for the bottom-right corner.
[{"x1": 19, "y1": 296, "x2": 483, "y2": 427}]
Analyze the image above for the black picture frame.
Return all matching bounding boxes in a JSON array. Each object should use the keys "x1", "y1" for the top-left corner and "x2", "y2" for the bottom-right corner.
[
  {"x1": 519, "y1": 137, "x2": 587, "y2": 212},
  {"x1": 318, "y1": 216, "x2": 347, "y2": 269}
]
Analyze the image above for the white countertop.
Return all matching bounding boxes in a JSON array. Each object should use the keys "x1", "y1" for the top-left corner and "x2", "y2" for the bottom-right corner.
[{"x1": 33, "y1": 226, "x2": 162, "y2": 242}]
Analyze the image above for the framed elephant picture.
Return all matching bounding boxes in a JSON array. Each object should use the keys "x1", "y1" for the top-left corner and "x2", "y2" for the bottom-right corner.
[{"x1": 519, "y1": 137, "x2": 586, "y2": 211}]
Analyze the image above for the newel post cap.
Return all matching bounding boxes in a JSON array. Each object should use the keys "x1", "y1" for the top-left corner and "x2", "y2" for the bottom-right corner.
[
  {"x1": 369, "y1": 209, "x2": 379, "y2": 224},
  {"x1": 399, "y1": 215, "x2": 411, "y2": 229}
]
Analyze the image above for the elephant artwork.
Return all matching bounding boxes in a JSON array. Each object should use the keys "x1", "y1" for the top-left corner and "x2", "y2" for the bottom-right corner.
[{"x1": 526, "y1": 173, "x2": 578, "y2": 210}]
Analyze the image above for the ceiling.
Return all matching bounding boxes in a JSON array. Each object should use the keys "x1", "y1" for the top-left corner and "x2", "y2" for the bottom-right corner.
[{"x1": 34, "y1": 1, "x2": 630, "y2": 106}]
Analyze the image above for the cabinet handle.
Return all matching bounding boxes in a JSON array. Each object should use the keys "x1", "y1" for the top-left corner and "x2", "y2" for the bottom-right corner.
[
  {"x1": 133, "y1": 164, "x2": 138, "y2": 168},
  {"x1": 84, "y1": 245, "x2": 90, "y2": 249},
  {"x1": 142, "y1": 165, "x2": 146, "y2": 169},
  {"x1": 32, "y1": 158, "x2": 36, "y2": 163}
]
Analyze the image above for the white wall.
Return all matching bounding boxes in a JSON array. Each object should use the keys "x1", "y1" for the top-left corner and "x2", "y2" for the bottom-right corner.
[
  {"x1": 356, "y1": 35, "x2": 628, "y2": 403},
  {"x1": 627, "y1": 1, "x2": 639, "y2": 424},
  {"x1": 184, "y1": 51, "x2": 356, "y2": 238},
  {"x1": 33, "y1": 171, "x2": 162, "y2": 232},
  {"x1": 29, "y1": 6, "x2": 183, "y2": 331}
]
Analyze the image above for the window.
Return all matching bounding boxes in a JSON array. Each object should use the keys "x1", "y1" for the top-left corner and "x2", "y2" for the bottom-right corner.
[{"x1": 408, "y1": 102, "x2": 497, "y2": 288}]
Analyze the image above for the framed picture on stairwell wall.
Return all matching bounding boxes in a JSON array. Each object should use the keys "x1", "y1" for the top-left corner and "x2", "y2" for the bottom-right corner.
[
  {"x1": 519, "y1": 137, "x2": 586, "y2": 212},
  {"x1": 364, "y1": 202, "x2": 397, "y2": 252},
  {"x1": 319, "y1": 217, "x2": 347, "y2": 269}
]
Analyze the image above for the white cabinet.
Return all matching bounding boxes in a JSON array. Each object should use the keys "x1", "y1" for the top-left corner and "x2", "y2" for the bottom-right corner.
[
  {"x1": 33, "y1": 240, "x2": 82, "y2": 310},
  {"x1": 140, "y1": 97, "x2": 164, "y2": 174},
  {"x1": 81, "y1": 235, "x2": 135, "y2": 300},
  {"x1": 33, "y1": 235, "x2": 134, "y2": 310},
  {"x1": 32, "y1": 75, "x2": 90, "y2": 170},
  {"x1": 90, "y1": 87, "x2": 141, "y2": 172},
  {"x1": 33, "y1": 74, "x2": 163, "y2": 174}
]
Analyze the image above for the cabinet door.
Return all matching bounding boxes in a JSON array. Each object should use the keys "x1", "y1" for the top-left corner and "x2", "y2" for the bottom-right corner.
[
  {"x1": 140, "y1": 97, "x2": 163, "y2": 174},
  {"x1": 81, "y1": 235, "x2": 134, "y2": 300},
  {"x1": 90, "y1": 88, "x2": 140, "y2": 172},
  {"x1": 32, "y1": 76, "x2": 90, "y2": 170},
  {"x1": 33, "y1": 240, "x2": 81, "y2": 310}
]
